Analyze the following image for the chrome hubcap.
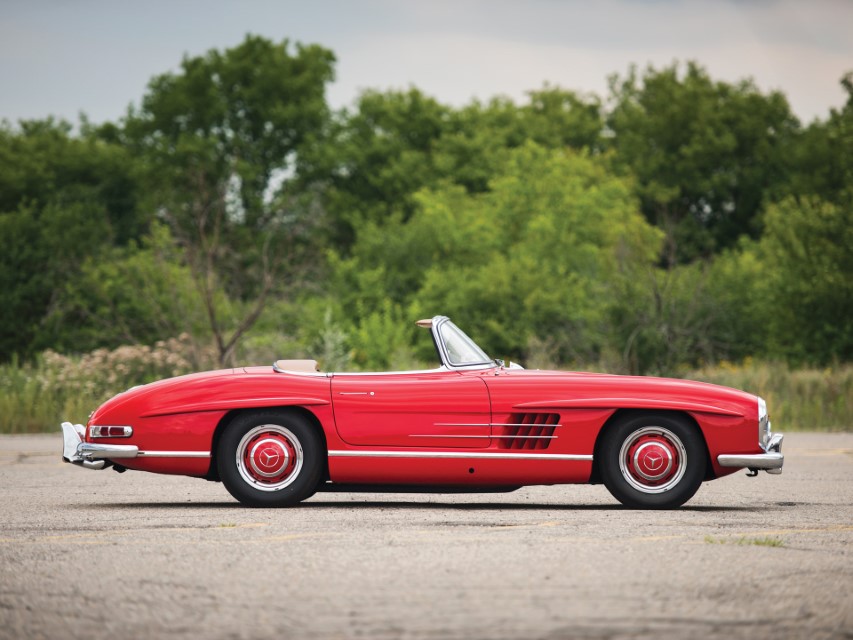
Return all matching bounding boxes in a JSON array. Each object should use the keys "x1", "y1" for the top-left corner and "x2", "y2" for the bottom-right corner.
[
  {"x1": 236, "y1": 425, "x2": 303, "y2": 492},
  {"x1": 619, "y1": 426, "x2": 686, "y2": 494}
]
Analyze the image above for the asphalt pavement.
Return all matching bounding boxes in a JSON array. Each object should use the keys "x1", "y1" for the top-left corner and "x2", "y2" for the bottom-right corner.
[{"x1": 1, "y1": 432, "x2": 851, "y2": 640}]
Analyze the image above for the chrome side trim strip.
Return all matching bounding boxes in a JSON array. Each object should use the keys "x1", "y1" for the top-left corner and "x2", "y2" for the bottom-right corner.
[
  {"x1": 493, "y1": 423, "x2": 562, "y2": 428},
  {"x1": 433, "y1": 423, "x2": 490, "y2": 427},
  {"x1": 137, "y1": 451, "x2": 211, "y2": 458},
  {"x1": 434, "y1": 423, "x2": 563, "y2": 428},
  {"x1": 331, "y1": 365, "x2": 493, "y2": 377},
  {"x1": 410, "y1": 434, "x2": 558, "y2": 439},
  {"x1": 328, "y1": 450, "x2": 591, "y2": 461},
  {"x1": 410, "y1": 435, "x2": 491, "y2": 439}
]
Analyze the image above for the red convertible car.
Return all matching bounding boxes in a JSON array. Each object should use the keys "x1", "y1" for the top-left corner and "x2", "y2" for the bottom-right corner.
[{"x1": 62, "y1": 316, "x2": 783, "y2": 509}]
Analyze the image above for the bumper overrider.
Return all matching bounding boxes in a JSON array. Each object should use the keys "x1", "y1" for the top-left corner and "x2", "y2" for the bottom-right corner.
[
  {"x1": 717, "y1": 432, "x2": 784, "y2": 475},
  {"x1": 61, "y1": 422, "x2": 138, "y2": 470}
]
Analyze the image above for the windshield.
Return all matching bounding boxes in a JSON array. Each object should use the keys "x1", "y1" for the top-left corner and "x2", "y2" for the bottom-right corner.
[{"x1": 438, "y1": 321, "x2": 492, "y2": 366}]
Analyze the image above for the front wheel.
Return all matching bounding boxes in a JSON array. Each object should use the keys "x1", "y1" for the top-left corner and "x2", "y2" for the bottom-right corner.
[
  {"x1": 599, "y1": 414, "x2": 706, "y2": 509},
  {"x1": 217, "y1": 411, "x2": 324, "y2": 507}
]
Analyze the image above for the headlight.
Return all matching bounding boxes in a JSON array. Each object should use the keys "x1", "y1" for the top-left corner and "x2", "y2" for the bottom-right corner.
[{"x1": 757, "y1": 397, "x2": 770, "y2": 449}]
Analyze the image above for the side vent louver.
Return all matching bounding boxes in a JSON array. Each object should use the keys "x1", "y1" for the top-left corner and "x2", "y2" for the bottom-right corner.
[{"x1": 495, "y1": 413, "x2": 561, "y2": 450}]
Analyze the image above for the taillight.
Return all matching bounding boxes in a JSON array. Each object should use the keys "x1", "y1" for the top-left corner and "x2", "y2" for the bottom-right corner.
[{"x1": 89, "y1": 425, "x2": 133, "y2": 438}]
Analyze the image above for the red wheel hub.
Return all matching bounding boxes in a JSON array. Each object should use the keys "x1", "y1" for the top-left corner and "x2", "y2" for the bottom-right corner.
[
  {"x1": 243, "y1": 432, "x2": 297, "y2": 485},
  {"x1": 625, "y1": 434, "x2": 679, "y2": 487}
]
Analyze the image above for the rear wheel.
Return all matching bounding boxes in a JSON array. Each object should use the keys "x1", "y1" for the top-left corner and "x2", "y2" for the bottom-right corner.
[
  {"x1": 217, "y1": 411, "x2": 324, "y2": 507},
  {"x1": 600, "y1": 413, "x2": 706, "y2": 509}
]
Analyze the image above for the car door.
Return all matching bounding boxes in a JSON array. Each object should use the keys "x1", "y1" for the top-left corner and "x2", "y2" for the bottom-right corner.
[{"x1": 331, "y1": 370, "x2": 491, "y2": 448}]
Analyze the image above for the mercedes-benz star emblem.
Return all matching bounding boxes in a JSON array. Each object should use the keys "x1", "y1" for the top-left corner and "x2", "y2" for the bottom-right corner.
[
  {"x1": 645, "y1": 452, "x2": 663, "y2": 471},
  {"x1": 260, "y1": 449, "x2": 280, "y2": 467}
]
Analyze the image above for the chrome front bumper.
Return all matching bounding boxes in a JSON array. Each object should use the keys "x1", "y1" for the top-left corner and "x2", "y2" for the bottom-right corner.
[
  {"x1": 61, "y1": 422, "x2": 138, "y2": 470},
  {"x1": 717, "y1": 433, "x2": 784, "y2": 474}
]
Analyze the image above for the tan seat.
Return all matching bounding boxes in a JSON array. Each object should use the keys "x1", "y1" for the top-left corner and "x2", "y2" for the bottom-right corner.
[{"x1": 273, "y1": 359, "x2": 319, "y2": 373}]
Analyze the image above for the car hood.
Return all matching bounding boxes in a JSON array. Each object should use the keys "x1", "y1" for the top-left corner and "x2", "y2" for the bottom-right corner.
[{"x1": 488, "y1": 368, "x2": 758, "y2": 418}]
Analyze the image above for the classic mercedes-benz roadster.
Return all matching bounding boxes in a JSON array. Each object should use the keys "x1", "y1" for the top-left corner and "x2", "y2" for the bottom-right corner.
[{"x1": 62, "y1": 316, "x2": 784, "y2": 509}]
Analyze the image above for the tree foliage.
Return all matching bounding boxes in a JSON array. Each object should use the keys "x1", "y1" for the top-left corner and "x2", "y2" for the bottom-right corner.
[
  {"x1": 298, "y1": 86, "x2": 603, "y2": 251},
  {"x1": 0, "y1": 120, "x2": 140, "y2": 359},
  {"x1": 1, "y1": 43, "x2": 851, "y2": 374},
  {"x1": 606, "y1": 62, "x2": 799, "y2": 264},
  {"x1": 123, "y1": 36, "x2": 336, "y2": 364},
  {"x1": 43, "y1": 224, "x2": 215, "y2": 352},
  {"x1": 330, "y1": 143, "x2": 662, "y2": 368},
  {"x1": 757, "y1": 197, "x2": 853, "y2": 363}
]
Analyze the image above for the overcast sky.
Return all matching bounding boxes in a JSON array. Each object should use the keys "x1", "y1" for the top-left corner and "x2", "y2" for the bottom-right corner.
[{"x1": 2, "y1": 0, "x2": 851, "y2": 127}]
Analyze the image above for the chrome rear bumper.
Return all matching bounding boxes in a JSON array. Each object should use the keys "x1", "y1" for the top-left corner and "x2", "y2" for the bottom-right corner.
[
  {"x1": 717, "y1": 433, "x2": 784, "y2": 474},
  {"x1": 61, "y1": 422, "x2": 138, "y2": 470}
]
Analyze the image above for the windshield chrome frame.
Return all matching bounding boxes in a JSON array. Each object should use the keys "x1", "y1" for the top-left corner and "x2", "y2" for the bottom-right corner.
[{"x1": 430, "y1": 316, "x2": 495, "y2": 371}]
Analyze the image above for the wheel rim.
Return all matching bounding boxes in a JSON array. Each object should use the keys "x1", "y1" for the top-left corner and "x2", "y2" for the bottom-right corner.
[
  {"x1": 618, "y1": 426, "x2": 687, "y2": 494},
  {"x1": 235, "y1": 425, "x2": 303, "y2": 492}
]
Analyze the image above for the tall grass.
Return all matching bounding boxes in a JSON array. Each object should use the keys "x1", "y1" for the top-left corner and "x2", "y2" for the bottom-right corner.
[
  {"x1": 1, "y1": 341, "x2": 850, "y2": 433},
  {"x1": 0, "y1": 336, "x2": 213, "y2": 434},
  {"x1": 687, "y1": 359, "x2": 852, "y2": 432}
]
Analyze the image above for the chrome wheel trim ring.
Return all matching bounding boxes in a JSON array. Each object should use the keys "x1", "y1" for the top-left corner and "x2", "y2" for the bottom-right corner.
[
  {"x1": 235, "y1": 424, "x2": 303, "y2": 492},
  {"x1": 618, "y1": 426, "x2": 687, "y2": 494}
]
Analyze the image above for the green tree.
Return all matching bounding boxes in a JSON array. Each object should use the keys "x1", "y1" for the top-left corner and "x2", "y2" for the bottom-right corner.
[
  {"x1": 606, "y1": 62, "x2": 799, "y2": 264},
  {"x1": 0, "y1": 119, "x2": 141, "y2": 360},
  {"x1": 0, "y1": 119, "x2": 142, "y2": 243},
  {"x1": 608, "y1": 261, "x2": 750, "y2": 375},
  {"x1": 41, "y1": 224, "x2": 216, "y2": 353},
  {"x1": 788, "y1": 72, "x2": 853, "y2": 204},
  {"x1": 298, "y1": 87, "x2": 452, "y2": 249},
  {"x1": 695, "y1": 193, "x2": 853, "y2": 368},
  {"x1": 123, "y1": 35, "x2": 336, "y2": 365},
  {"x1": 331, "y1": 143, "x2": 662, "y2": 365},
  {"x1": 299, "y1": 86, "x2": 603, "y2": 253},
  {"x1": 519, "y1": 87, "x2": 604, "y2": 151},
  {"x1": 757, "y1": 196, "x2": 853, "y2": 363}
]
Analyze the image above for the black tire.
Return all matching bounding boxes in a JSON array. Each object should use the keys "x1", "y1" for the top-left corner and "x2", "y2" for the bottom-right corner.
[
  {"x1": 217, "y1": 410, "x2": 324, "y2": 507},
  {"x1": 599, "y1": 413, "x2": 706, "y2": 509}
]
